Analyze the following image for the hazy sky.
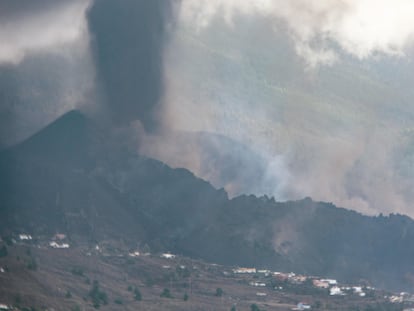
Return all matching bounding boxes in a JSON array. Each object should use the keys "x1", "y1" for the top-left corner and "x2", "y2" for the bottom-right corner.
[
  {"x1": 0, "y1": 0, "x2": 94, "y2": 146},
  {"x1": 2, "y1": 0, "x2": 414, "y2": 217}
]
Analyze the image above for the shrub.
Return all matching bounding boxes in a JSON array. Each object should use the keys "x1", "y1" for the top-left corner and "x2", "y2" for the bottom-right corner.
[
  {"x1": 89, "y1": 280, "x2": 108, "y2": 309},
  {"x1": 71, "y1": 267, "x2": 84, "y2": 276},
  {"x1": 160, "y1": 288, "x2": 173, "y2": 298},
  {"x1": 0, "y1": 246, "x2": 8, "y2": 257},
  {"x1": 27, "y1": 257, "x2": 37, "y2": 271},
  {"x1": 134, "y1": 287, "x2": 142, "y2": 301},
  {"x1": 114, "y1": 298, "x2": 123, "y2": 305}
]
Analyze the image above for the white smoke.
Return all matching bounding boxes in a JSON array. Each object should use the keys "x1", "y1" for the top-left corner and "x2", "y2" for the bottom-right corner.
[
  {"x1": 179, "y1": 0, "x2": 414, "y2": 66},
  {"x1": 156, "y1": 0, "x2": 414, "y2": 217},
  {"x1": 0, "y1": 0, "x2": 91, "y2": 65}
]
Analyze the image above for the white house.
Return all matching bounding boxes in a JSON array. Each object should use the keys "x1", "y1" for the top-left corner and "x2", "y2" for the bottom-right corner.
[
  {"x1": 49, "y1": 241, "x2": 70, "y2": 249},
  {"x1": 250, "y1": 282, "x2": 266, "y2": 287},
  {"x1": 292, "y1": 302, "x2": 311, "y2": 310},
  {"x1": 256, "y1": 292, "x2": 267, "y2": 297},
  {"x1": 128, "y1": 251, "x2": 140, "y2": 257},
  {"x1": 233, "y1": 267, "x2": 256, "y2": 274},
  {"x1": 19, "y1": 234, "x2": 32, "y2": 241},
  {"x1": 161, "y1": 253, "x2": 176, "y2": 259},
  {"x1": 330, "y1": 286, "x2": 345, "y2": 296}
]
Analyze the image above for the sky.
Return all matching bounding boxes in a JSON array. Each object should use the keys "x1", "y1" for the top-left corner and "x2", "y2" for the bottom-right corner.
[{"x1": 2, "y1": 0, "x2": 414, "y2": 217}]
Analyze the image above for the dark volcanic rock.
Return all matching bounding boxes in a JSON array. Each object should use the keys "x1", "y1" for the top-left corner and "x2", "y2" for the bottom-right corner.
[{"x1": 2, "y1": 110, "x2": 414, "y2": 291}]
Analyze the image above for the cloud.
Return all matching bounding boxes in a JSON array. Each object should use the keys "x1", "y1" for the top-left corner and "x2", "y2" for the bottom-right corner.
[
  {"x1": 0, "y1": 0, "x2": 95, "y2": 147},
  {"x1": 0, "y1": 0, "x2": 91, "y2": 65},
  {"x1": 178, "y1": 0, "x2": 414, "y2": 66}
]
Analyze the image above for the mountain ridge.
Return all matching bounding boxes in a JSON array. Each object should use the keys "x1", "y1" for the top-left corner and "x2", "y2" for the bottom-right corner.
[{"x1": 2, "y1": 110, "x2": 414, "y2": 292}]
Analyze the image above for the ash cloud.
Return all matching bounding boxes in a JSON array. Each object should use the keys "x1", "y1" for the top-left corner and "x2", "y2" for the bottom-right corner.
[
  {"x1": 0, "y1": 0, "x2": 176, "y2": 146},
  {"x1": 87, "y1": 0, "x2": 175, "y2": 130}
]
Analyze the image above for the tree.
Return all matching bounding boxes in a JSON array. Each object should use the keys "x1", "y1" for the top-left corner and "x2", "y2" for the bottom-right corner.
[
  {"x1": 0, "y1": 246, "x2": 8, "y2": 257},
  {"x1": 114, "y1": 298, "x2": 123, "y2": 305},
  {"x1": 160, "y1": 288, "x2": 173, "y2": 298},
  {"x1": 215, "y1": 287, "x2": 223, "y2": 297},
  {"x1": 183, "y1": 293, "x2": 189, "y2": 301},
  {"x1": 89, "y1": 280, "x2": 108, "y2": 308},
  {"x1": 134, "y1": 287, "x2": 142, "y2": 301}
]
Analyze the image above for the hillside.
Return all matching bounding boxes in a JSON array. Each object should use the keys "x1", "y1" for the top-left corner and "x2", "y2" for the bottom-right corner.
[
  {"x1": 1, "y1": 111, "x2": 414, "y2": 292},
  {"x1": 0, "y1": 242, "x2": 404, "y2": 311}
]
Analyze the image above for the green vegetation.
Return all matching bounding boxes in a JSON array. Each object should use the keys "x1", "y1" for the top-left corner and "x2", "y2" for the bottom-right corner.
[
  {"x1": 183, "y1": 292, "x2": 189, "y2": 301},
  {"x1": 114, "y1": 298, "x2": 123, "y2": 305},
  {"x1": 134, "y1": 287, "x2": 142, "y2": 301},
  {"x1": 176, "y1": 265, "x2": 191, "y2": 278},
  {"x1": 250, "y1": 304, "x2": 266, "y2": 311},
  {"x1": 14, "y1": 293, "x2": 22, "y2": 307},
  {"x1": 71, "y1": 267, "x2": 84, "y2": 276},
  {"x1": 0, "y1": 245, "x2": 8, "y2": 257},
  {"x1": 65, "y1": 291, "x2": 72, "y2": 298},
  {"x1": 160, "y1": 288, "x2": 173, "y2": 298},
  {"x1": 88, "y1": 280, "x2": 108, "y2": 309},
  {"x1": 27, "y1": 257, "x2": 37, "y2": 271},
  {"x1": 231, "y1": 305, "x2": 237, "y2": 311},
  {"x1": 3, "y1": 236, "x2": 13, "y2": 246},
  {"x1": 215, "y1": 287, "x2": 223, "y2": 297}
]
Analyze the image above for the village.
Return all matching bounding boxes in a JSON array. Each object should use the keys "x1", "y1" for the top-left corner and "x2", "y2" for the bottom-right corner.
[{"x1": 0, "y1": 232, "x2": 412, "y2": 310}]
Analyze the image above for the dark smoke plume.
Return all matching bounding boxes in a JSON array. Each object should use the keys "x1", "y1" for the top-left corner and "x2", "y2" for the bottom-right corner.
[{"x1": 87, "y1": 0, "x2": 174, "y2": 130}]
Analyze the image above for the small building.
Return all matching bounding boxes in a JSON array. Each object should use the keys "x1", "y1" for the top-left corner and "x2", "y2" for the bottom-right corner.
[
  {"x1": 0, "y1": 303, "x2": 9, "y2": 310},
  {"x1": 233, "y1": 267, "x2": 256, "y2": 274},
  {"x1": 292, "y1": 302, "x2": 311, "y2": 310},
  {"x1": 250, "y1": 282, "x2": 266, "y2": 287},
  {"x1": 389, "y1": 295, "x2": 403, "y2": 303},
  {"x1": 161, "y1": 253, "x2": 176, "y2": 259},
  {"x1": 291, "y1": 275, "x2": 307, "y2": 284},
  {"x1": 330, "y1": 286, "x2": 345, "y2": 296},
  {"x1": 320, "y1": 279, "x2": 337, "y2": 285},
  {"x1": 256, "y1": 292, "x2": 267, "y2": 297},
  {"x1": 128, "y1": 251, "x2": 140, "y2": 257},
  {"x1": 273, "y1": 272, "x2": 289, "y2": 281},
  {"x1": 257, "y1": 269, "x2": 271, "y2": 276},
  {"x1": 49, "y1": 241, "x2": 70, "y2": 249},
  {"x1": 313, "y1": 279, "x2": 329, "y2": 289},
  {"x1": 19, "y1": 234, "x2": 32, "y2": 241}
]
